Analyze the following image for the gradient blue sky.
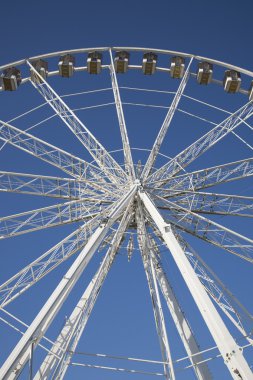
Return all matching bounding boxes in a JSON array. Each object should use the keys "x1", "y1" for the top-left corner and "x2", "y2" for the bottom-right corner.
[{"x1": 1, "y1": 1, "x2": 253, "y2": 379}]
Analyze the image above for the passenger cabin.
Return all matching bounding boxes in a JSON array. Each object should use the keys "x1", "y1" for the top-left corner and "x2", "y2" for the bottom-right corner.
[
  {"x1": 1, "y1": 67, "x2": 21, "y2": 91},
  {"x1": 223, "y1": 70, "x2": 241, "y2": 93},
  {"x1": 142, "y1": 52, "x2": 157, "y2": 75},
  {"x1": 114, "y1": 51, "x2": 129, "y2": 73},
  {"x1": 197, "y1": 62, "x2": 213, "y2": 85},
  {"x1": 58, "y1": 54, "x2": 75, "y2": 78},
  {"x1": 30, "y1": 59, "x2": 48, "y2": 82},
  {"x1": 87, "y1": 52, "x2": 102, "y2": 74},
  {"x1": 170, "y1": 56, "x2": 185, "y2": 78}
]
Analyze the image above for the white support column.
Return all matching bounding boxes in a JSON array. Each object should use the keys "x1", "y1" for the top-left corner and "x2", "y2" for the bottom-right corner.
[
  {"x1": 0, "y1": 186, "x2": 137, "y2": 380},
  {"x1": 139, "y1": 190, "x2": 253, "y2": 380},
  {"x1": 137, "y1": 205, "x2": 175, "y2": 380},
  {"x1": 109, "y1": 49, "x2": 136, "y2": 180},
  {"x1": 152, "y1": 252, "x2": 212, "y2": 380},
  {"x1": 34, "y1": 202, "x2": 133, "y2": 380}
]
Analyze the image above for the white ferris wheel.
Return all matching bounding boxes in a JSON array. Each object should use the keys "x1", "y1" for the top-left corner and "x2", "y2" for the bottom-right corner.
[{"x1": 0, "y1": 47, "x2": 253, "y2": 380}]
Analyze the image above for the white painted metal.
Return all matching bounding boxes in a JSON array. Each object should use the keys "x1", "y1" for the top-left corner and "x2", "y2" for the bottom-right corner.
[
  {"x1": 140, "y1": 190, "x2": 253, "y2": 380},
  {"x1": 0, "y1": 186, "x2": 136, "y2": 379},
  {"x1": 109, "y1": 49, "x2": 136, "y2": 180},
  {"x1": 0, "y1": 211, "x2": 111, "y2": 309},
  {"x1": 156, "y1": 196, "x2": 253, "y2": 263},
  {"x1": 148, "y1": 101, "x2": 253, "y2": 184},
  {"x1": 0, "y1": 120, "x2": 105, "y2": 184},
  {"x1": 169, "y1": 191, "x2": 253, "y2": 218},
  {"x1": 151, "y1": 252, "x2": 212, "y2": 380},
  {"x1": 141, "y1": 58, "x2": 193, "y2": 181},
  {"x1": 34, "y1": 203, "x2": 133, "y2": 379},
  {"x1": 137, "y1": 205, "x2": 175, "y2": 380},
  {"x1": 154, "y1": 158, "x2": 253, "y2": 193},
  {"x1": 0, "y1": 198, "x2": 104, "y2": 239},
  {"x1": 27, "y1": 60, "x2": 128, "y2": 184}
]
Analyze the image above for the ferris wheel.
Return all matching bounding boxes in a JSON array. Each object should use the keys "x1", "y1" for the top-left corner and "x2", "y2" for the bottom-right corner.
[{"x1": 0, "y1": 46, "x2": 253, "y2": 380}]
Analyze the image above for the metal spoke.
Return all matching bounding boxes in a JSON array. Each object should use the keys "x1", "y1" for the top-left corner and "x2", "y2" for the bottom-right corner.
[
  {"x1": 0, "y1": 120, "x2": 108, "y2": 187},
  {"x1": 109, "y1": 49, "x2": 135, "y2": 180},
  {"x1": 171, "y1": 232, "x2": 253, "y2": 342},
  {"x1": 140, "y1": 190, "x2": 253, "y2": 380},
  {"x1": 155, "y1": 196, "x2": 253, "y2": 263},
  {"x1": 0, "y1": 185, "x2": 137, "y2": 380},
  {"x1": 35, "y1": 201, "x2": 134, "y2": 380},
  {"x1": 0, "y1": 210, "x2": 113, "y2": 309},
  {"x1": 147, "y1": 100, "x2": 253, "y2": 185},
  {"x1": 141, "y1": 58, "x2": 193, "y2": 181},
  {"x1": 152, "y1": 157, "x2": 253, "y2": 194},
  {"x1": 0, "y1": 198, "x2": 107, "y2": 239},
  {"x1": 0, "y1": 171, "x2": 81, "y2": 199},
  {"x1": 137, "y1": 204, "x2": 175, "y2": 380},
  {"x1": 27, "y1": 60, "x2": 128, "y2": 184},
  {"x1": 169, "y1": 191, "x2": 253, "y2": 218}
]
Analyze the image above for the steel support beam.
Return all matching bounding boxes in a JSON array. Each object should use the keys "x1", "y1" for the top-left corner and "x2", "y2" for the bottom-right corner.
[
  {"x1": 137, "y1": 205, "x2": 175, "y2": 380},
  {"x1": 139, "y1": 190, "x2": 253, "y2": 380},
  {"x1": 35, "y1": 202, "x2": 133, "y2": 380},
  {"x1": 0, "y1": 185, "x2": 137, "y2": 380},
  {"x1": 152, "y1": 252, "x2": 212, "y2": 380}
]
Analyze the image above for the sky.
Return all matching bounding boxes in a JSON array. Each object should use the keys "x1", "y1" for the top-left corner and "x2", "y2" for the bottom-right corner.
[{"x1": 1, "y1": 0, "x2": 253, "y2": 379}]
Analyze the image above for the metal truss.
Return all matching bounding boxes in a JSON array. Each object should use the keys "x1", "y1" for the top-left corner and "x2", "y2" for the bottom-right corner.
[
  {"x1": 147, "y1": 101, "x2": 253, "y2": 185},
  {"x1": 141, "y1": 58, "x2": 193, "y2": 181},
  {"x1": 0, "y1": 171, "x2": 81, "y2": 199},
  {"x1": 137, "y1": 203, "x2": 175, "y2": 380},
  {"x1": 162, "y1": 191, "x2": 253, "y2": 218},
  {"x1": 172, "y1": 232, "x2": 253, "y2": 341},
  {"x1": 34, "y1": 202, "x2": 134, "y2": 380},
  {"x1": 155, "y1": 196, "x2": 253, "y2": 263},
  {"x1": 140, "y1": 190, "x2": 253, "y2": 380},
  {"x1": 0, "y1": 198, "x2": 109, "y2": 239},
  {"x1": 0, "y1": 210, "x2": 112, "y2": 309},
  {"x1": 109, "y1": 49, "x2": 135, "y2": 180},
  {"x1": 150, "y1": 247, "x2": 212, "y2": 380},
  {"x1": 0, "y1": 186, "x2": 137, "y2": 379},
  {"x1": 0, "y1": 120, "x2": 106, "y2": 184},
  {"x1": 1, "y1": 48, "x2": 253, "y2": 380},
  {"x1": 27, "y1": 61, "x2": 128, "y2": 185},
  {"x1": 155, "y1": 157, "x2": 253, "y2": 194}
]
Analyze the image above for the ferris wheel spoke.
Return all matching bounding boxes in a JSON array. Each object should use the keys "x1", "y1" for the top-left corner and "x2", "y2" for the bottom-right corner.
[
  {"x1": 172, "y1": 231, "x2": 253, "y2": 343},
  {"x1": 141, "y1": 58, "x2": 193, "y2": 182},
  {"x1": 27, "y1": 60, "x2": 128, "y2": 185},
  {"x1": 0, "y1": 120, "x2": 108, "y2": 189},
  {"x1": 0, "y1": 186, "x2": 137, "y2": 380},
  {"x1": 0, "y1": 212, "x2": 108, "y2": 309},
  {"x1": 0, "y1": 198, "x2": 107, "y2": 239},
  {"x1": 0, "y1": 171, "x2": 82, "y2": 199},
  {"x1": 137, "y1": 203, "x2": 175, "y2": 380},
  {"x1": 35, "y1": 200, "x2": 134, "y2": 380},
  {"x1": 170, "y1": 191, "x2": 253, "y2": 218},
  {"x1": 147, "y1": 100, "x2": 253, "y2": 185},
  {"x1": 109, "y1": 49, "x2": 135, "y2": 180},
  {"x1": 152, "y1": 157, "x2": 253, "y2": 194},
  {"x1": 140, "y1": 190, "x2": 253, "y2": 380},
  {"x1": 155, "y1": 197, "x2": 253, "y2": 263}
]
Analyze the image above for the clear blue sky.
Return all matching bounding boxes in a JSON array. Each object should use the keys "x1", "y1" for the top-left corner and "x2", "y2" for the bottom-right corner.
[{"x1": 1, "y1": 1, "x2": 253, "y2": 379}]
